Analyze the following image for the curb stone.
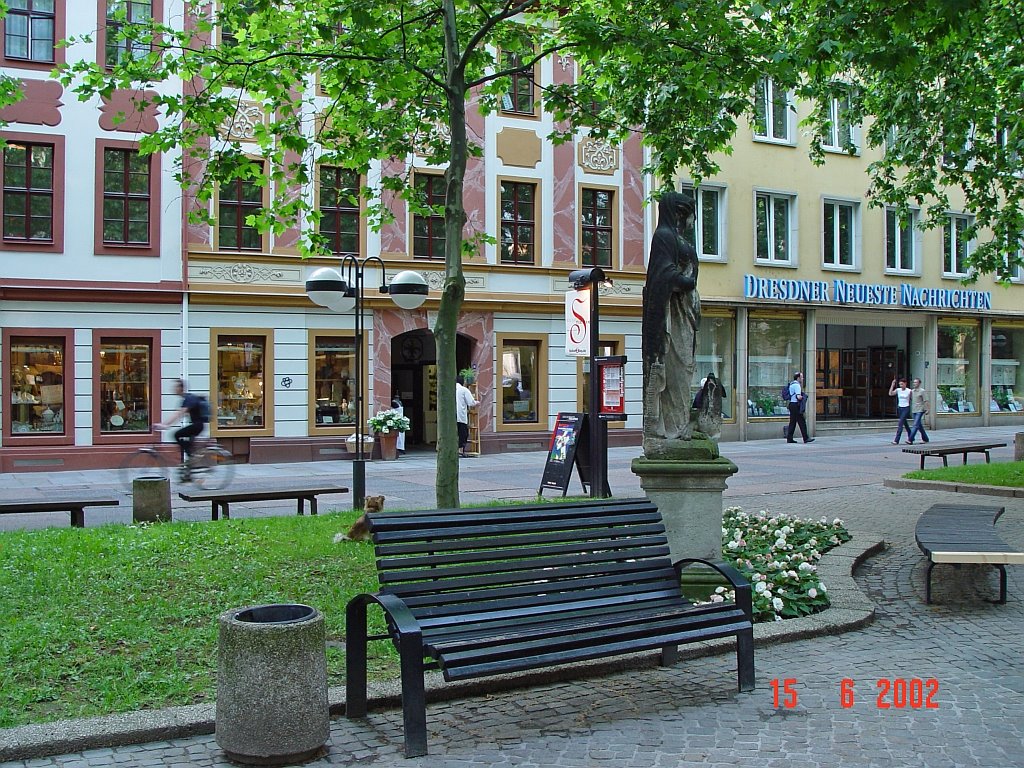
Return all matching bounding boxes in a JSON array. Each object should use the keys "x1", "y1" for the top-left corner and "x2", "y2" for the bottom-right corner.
[
  {"x1": 884, "y1": 477, "x2": 1024, "y2": 497},
  {"x1": 0, "y1": 531, "x2": 883, "y2": 762}
]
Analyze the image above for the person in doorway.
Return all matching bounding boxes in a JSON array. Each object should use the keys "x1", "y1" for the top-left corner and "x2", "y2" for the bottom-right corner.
[
  {"x1": 155, "y1": 379, "x2": 208, "y2": 480},
  {"x1": 455, "y1": 374, "x2": 479, "y2": 458},
  {"x1": 785, "y1": 372, "x2": 814, "y2": 443},
  {"x1": 907, "y1": 377, "x2": 930, "y2": 445},
  {"x1": 392, "y1": 396, "x2": 406, "y2": 456},
  {"x1": 889, "y1": 377, "x2": 913, "y2": 445}
]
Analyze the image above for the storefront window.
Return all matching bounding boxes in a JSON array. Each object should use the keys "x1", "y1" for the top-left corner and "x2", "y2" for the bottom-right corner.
[
  {"x1": 991, "y1": 326, "x2": 1024, "y2": 413},
  {"x1": 216, "y1": 335, "x2": 266, "y2": 428},
  {"x1": 693, "y1": 315, "x2": 735, "y2": 419},
  {"x1": 936, "y1": 323, "x2": 979, "y2": 413},
  {"x1": 9, "y1": 337, "x2": 65, "y2": 434},
  {"x1": 747, "y1": 317, "x2": 804, "y2": 418},
  {"x1": 501, "y1": 340, "x2": 539, "y2": 424},
  {"x1": 313, "y1": 336, "x2": 356, "y2": 427},
  {"x1": 99, "y1": 340, "x2": 151, "y2": 432}
]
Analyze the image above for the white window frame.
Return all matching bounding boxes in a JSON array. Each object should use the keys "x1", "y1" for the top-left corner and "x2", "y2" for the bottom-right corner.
[
  {"x1": 821, "y1": 197, "x2": 859, "y2": 271},
  {"x1": 943, "y1": 213, "x2": 974, "y2": 278},
  {"x1": 884, "y1": 207, "x2": 921, "y2": 276},
  {"x1": 822, "y1": 93, "x2": 859, "y2": 154},
  {"x1": 753, "y1": 77, "x2": 794, "y2": 145},
  {"x1": 680, "y1": 183, "x2": 726, "y2": 262},
  {"x1": 754, "y1": 189, "x2": 797, "y2": 266},
  {"x1": 1006, "y1": 236, "x2": 1023, "y2": 283}
]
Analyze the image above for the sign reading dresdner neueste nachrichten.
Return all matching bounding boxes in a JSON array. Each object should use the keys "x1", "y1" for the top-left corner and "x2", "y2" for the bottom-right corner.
[{"x1": 743, "y1": 275, "x2": 993, "y2": 311}]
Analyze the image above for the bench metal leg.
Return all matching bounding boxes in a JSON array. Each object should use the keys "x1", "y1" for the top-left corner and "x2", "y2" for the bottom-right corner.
[
  {"x1": 736, "y1": 628, "x2": 755, "y2": 692},
  {"x1": 660, "y1": 645, "x2": 679, "y2": 666},
  {"x1": 942, "y1": 455, "x2": 948, "y2": 467},
  {"x1": 345, "y1": 599, "x2": 369, "y2": 719},
  {"x1": 70, "y1": 508, "x2": 85, "y2": 528},
  {"x1": 984, "y1": 450, "x2": 991, "y2": 464},
  {"x1": 995, "y1": 565, "x2": 1007, "y2": 604},
  {"x1": 925, "y1": 561, "x2": 935, "y2": 604},
  {"x1": 398, "y1": 631, "x2": 428, "y2": 758},
  {"x1": 211, "y1": 501, "x2": 230, "y2": 521},
  {"x1": 297, "y1": 497, "x2": 305, "y2": 516},
  {"x1": 920, "y1": 455, "x2": 926, "y2": 470}
]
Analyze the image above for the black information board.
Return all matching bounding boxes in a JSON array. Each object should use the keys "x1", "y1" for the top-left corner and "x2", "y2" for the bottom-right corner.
[{"x1": 538, "y1": 412, "x2": 588, "y2": 496}]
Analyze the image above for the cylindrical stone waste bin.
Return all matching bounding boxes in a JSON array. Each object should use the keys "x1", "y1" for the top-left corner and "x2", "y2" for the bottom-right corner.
[
  {"x1": 132, "y1": 477, "x2": 171, "y2": 523},
  {"x1": 216, "y1": 604, "x2": 329, "y2": 765}
]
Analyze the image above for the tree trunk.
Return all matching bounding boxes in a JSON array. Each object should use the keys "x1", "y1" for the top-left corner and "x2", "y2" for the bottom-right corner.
[{"x1": 434, "y1": 1, "x2": 468, "y2": 509}]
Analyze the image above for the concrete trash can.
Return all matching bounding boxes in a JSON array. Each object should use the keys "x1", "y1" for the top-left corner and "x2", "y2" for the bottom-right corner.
[
  {"x1": 132, "y1": 477, "x2": 171, "y2": 523},
  {"x1": 216, "y1": 604, "x2": 329, "y2": 765}
]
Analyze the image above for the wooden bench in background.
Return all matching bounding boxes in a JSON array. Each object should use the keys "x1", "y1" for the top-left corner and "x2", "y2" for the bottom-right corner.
[
  {"x1": 345, "y1": 497, "x2": 755, "y2": 757},
  {"x1": 902, "y1": 440, "x2": 1007, "y2": 470},
  {"x1": 178, "y1": 482, "x2": 349, "y2": 521},
  {"x1": 0, "y1": 492, "x2": 119, "y2": 528},
  {"x1": 915, "y1": 503, "x2": 1024, "y2": 604}
]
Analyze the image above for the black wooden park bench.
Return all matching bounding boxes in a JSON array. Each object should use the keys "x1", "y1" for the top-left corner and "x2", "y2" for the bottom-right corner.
[
  {"x1": 345, "y1": 497, "x2": 755, "y2": 757},
  {"x1": 915, "y1": 503, "x2": 1024, "y2": 604},
  {"x1": 902, "y1": 440, "x2": 1007, "y2": 470},
  {"x1": 178, "y1": 482, "x2": 348, "y2": 521},
  {"x1": 0, "y1": 491, "x2": 119, "y2": 528}
]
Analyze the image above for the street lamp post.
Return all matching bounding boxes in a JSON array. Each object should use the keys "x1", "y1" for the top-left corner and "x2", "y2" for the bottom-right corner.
[
  {"x1": 568, "y1": 267, "x2": 610, "y2": 499},
  {"x1": 306, "y1": 257, "x2": 427, "y2": 510}
]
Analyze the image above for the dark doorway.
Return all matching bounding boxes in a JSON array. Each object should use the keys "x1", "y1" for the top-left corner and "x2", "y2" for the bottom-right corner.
[
  {"x1": 816, "y1": 325, "x2": 910, "y2": 419},
  {"x1": 391, "y1": 330, "x2": 474, "y2": 448}
]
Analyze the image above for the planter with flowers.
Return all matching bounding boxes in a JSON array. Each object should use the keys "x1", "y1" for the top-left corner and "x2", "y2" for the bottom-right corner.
[{"x1": 367, "y1": 408, "x2": 411, "y2": 461}]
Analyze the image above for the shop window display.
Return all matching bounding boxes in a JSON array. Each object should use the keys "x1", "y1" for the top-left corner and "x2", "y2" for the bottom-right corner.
[
  {"x1": 692, "y1": 315, "x2": 735, "y2": 419},
  {"x1": 501, "y1": 341, "x2": 539, "y2": 424},
  {"x1": 313, "y1": 337, "x2": 357, "y2": 426},
  {"x1": 99, "y1": 340, "x2": 151, "y2": 432},
  {"x1": 747, "y1": 317, "x2": 803, "y2": 417},
  {"x1": 991, "y1": 326, "x2": 1024, "y2": 413},
  {"x1": 9, "y1": 337, "x2": 65, "y2": 434},
  {"x1": 936, "y1": 323, "x2": 979, "y2": 413},
  {"x1": 216, "y1": 336, "x2": 266, "y2": 428}
]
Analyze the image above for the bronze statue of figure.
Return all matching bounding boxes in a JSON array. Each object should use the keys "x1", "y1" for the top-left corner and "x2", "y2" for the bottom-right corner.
[{"x1": 642, "y1": 191, "x2": 700, "y2": 455}]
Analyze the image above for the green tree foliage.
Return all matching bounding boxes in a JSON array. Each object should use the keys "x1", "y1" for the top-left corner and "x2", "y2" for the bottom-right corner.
[
  {"x1": 769, "y1": 0, "x2": 1024, "y2": 280},
  {"x1": 58, "y1": 1, "x2": 1024, "y2": 506}
]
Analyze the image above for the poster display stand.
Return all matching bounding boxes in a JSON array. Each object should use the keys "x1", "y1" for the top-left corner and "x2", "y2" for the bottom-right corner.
[{"x1": 538, "y1": 413, "x2": 610, "y2": 497}]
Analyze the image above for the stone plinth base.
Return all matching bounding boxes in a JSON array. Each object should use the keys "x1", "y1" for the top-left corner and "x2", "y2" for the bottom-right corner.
[{"x1": 631, "y1": 454, "x2": 738, "y2": 563}]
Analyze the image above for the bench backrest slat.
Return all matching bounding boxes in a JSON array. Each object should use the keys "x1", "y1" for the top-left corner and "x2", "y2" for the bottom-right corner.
[
  {"x1": 375, "y1": 524, "x2": 668, "y2": 557},
  {"x1": 367, "y1": 499, "x2": 686, "y2": 624},
  {"x1": 377, "y1": 542, "x2": 671, "y2": 584}
]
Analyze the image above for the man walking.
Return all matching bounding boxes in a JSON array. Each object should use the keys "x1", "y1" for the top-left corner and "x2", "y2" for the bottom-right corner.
[{"x1": 785, "y1": 372, "x2": 814, "y2": 444}]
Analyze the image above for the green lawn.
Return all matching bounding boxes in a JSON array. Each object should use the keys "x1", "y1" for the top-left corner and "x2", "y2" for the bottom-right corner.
[
  {"x1": 0, "y1": 511, "x2": 391, "y2": 728},
  {"x1": 0, "y1": 500, "x2": 846, "y2": 729},
  {"x1": 904, "y1": 460, "x2": 1024, "y2": 487}
]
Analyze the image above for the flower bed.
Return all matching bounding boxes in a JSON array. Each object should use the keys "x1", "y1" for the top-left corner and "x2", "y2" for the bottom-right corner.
[{"x1": 710, "y1": 506, "x2": 852, "y2": 623}]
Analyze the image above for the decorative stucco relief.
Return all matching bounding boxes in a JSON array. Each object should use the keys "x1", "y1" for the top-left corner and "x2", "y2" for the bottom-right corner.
[
  {"x1": 189, "y1": 262, "x2": 301, "y2": 285},
  {"x1": 218, "y1": 101, "x2": 266, "y2": 142},
  {"x1": 551, "y1": 277, "x2": 642, "y2": 298},
  {"x1": 99, "y1": 89, "x2": 159, "y2": 133},
  {"x1": 0, "y1": 80, "x2": 62, "y2": 126},
  {"x1": 578, "y1": 137, "x2": 619, "y2": 175},
  {"x1": 418, "y1": 271, "x2": 487, "y2": 292}
]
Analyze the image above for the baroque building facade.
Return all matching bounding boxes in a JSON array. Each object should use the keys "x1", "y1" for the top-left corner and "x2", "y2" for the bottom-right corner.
[{"x1": 1, "y1": 5, "x2": 1021, "y2": 473}]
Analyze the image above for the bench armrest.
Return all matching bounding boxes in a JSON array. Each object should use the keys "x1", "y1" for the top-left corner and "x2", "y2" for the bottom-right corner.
[
  {"x1": 673, "y1": 558, "x2": 753, "y2": 621},
  {"x1": 347, "y1": 591, "x2": 423, "y2": 639}
]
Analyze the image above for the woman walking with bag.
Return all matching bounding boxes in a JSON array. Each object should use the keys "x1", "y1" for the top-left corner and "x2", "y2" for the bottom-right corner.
[{"x1": 889, "y1": 377, "x2": 913, "y2": 445}]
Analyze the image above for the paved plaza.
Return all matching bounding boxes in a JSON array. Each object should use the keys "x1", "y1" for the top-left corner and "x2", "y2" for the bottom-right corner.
[{"x1": 1, "y1": 426, "x2": 1022, "y2": 767}]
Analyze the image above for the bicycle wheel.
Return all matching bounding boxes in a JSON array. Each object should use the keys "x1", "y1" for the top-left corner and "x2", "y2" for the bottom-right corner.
[
  {"x1": 119, "y1": 449, "x2": 169, "y2": 493},
  {"x1": 193, "y1": 446, "x2": 234, "y2": 490}
]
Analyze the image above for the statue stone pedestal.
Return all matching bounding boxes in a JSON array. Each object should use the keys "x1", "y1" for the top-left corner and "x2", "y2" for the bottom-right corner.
[{"x1": 631, "y1": 437, "x2": 737, "y2": 564}]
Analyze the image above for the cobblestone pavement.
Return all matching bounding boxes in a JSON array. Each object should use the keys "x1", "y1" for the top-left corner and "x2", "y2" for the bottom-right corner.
[{"x1": 2, "y1": 427, "x2": 1022, "y2": 767}]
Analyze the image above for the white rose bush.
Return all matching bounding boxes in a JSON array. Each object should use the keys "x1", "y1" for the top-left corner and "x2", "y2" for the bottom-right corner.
[{"x1": 708, "y1": 507, "x2": 851, "y2": 623}]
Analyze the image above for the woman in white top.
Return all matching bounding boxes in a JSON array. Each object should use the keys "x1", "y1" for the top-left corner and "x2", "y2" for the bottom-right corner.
[{"x1": 889, "y1": 377, "x2": 913, "y2": 444}]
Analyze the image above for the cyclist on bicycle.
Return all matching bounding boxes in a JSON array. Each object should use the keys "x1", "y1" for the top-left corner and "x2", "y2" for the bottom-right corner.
[{"x1": 155, "y1": 379, "x2": 209, "y2": 481}]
